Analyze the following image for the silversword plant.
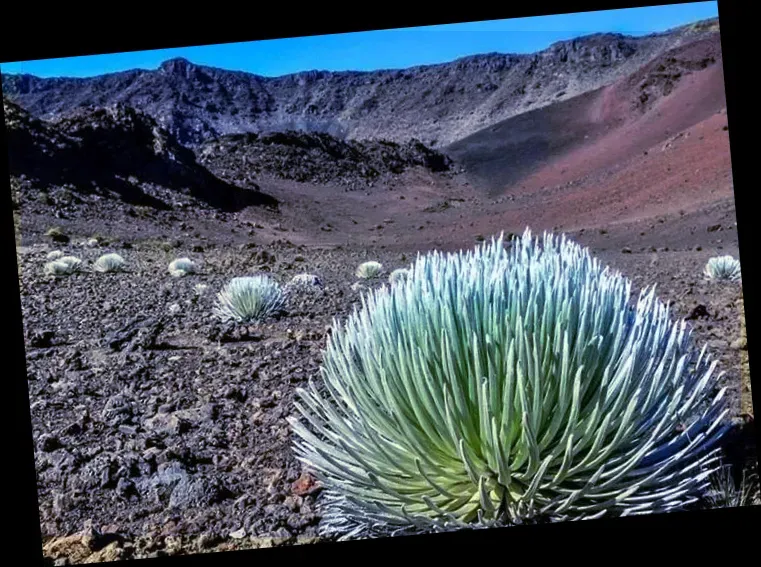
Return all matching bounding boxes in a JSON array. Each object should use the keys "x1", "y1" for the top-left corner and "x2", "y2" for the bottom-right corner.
[
  {"x1": 388, "y1": 268, "x2": 410, "y2": 285},
  {"x1": 168, "y1": 257, "x2": 198, "y2": 277},
  {"x1": 703, "y1": 256, "x2": 741, "y2": 281},
  {"x1": 46, "y1": 250, "x2": 64, "y2": 260},
  {"x1": 213, "y1": 275, "x2": 286, "y2": 323},
  {"x1": 93, "y1": 253, "x2": 126, "y2": 273},
  {"x1": 289, "y1": 229, "x2": 730, "y2": 540},
  {"x1": 44, "y1": 255, "x2": 82, "y2": 276},
  {"x1": 356, "y1": 261, "x2": 383, "y2": 279}
]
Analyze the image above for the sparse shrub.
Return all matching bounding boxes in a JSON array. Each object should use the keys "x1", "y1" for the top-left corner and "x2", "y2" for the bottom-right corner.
[
  {"x1": 168, "y1": 257, "x2": 198, "y2": 277},
  {"x1": 289, "y1": 229, "x2": 730, "y2": 540},
  {"x1": 213, "y1": 276, "x2": 286, "y2": 323},
  {"x1": 46, "y1": 251, "x2": 64, "y2": 260},
  {"x1": 388, "y1": 268, "x2": 410, "y2": 285},
  {"x1": 44, "y1": 255, "x2": 81, "y2": 276},
  {"x1": 704, "y1": 256, "x2": 741, "y2": 281},
  {"x1": 356, "y1": 261, "x2": 383, "y2": 279},
  {"x1": 93, "y1": 253, "x2": 126, "y2": 273},
  {"x1": 289, "y1": 273, "x2": 323, "y2": 288}
]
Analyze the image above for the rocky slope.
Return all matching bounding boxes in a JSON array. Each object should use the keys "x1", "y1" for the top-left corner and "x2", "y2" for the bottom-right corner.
[
  {"x1": 4, "y1": 98, "x2": 278, "y2": 212},
  {"x1": 2, "y1": 18, "x2": 720, "y2": 147},
  {"x1": 196, "y1": 131, "x2": 453, "y2": 188}
]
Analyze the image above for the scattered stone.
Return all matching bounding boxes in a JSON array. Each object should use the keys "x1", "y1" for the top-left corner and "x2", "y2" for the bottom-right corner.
[
  {"x1": 686, "y1": 304, "x2": 710, "y2": 320},
  {"x1": 144, "y1": 412, "x2": 191, "y2": 436},
  {"x1": 116, "y1": 478, "x2": 136, "y2": 498},
  {"x1": 30, "y1": 329, "x2": 55, "y2": 348},
  {"x1": 38, "y1": 433, "x2": 62, "y2": 452},
  {"x1": 291, "y1": 472, "x2": 320, "y2": 496}
]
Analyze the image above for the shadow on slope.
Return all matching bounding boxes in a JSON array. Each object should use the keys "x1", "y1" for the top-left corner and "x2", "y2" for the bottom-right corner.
[{"x1": 4, "y1": 99, "x2": 277, "y2": 212}]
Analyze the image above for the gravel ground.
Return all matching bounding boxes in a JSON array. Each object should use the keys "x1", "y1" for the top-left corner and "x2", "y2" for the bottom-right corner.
[{"x1": 15, "y1": 229, "x2": 756, "y2": 564}]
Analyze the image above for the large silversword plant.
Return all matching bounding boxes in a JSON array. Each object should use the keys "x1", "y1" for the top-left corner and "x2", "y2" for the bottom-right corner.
[{"x1": 288, "y1": 229, "x2": 730, "y2": 540}]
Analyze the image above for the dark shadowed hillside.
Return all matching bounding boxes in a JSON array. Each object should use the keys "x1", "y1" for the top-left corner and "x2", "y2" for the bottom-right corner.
[
  {"x1": 4, "y1": 99, "x2": 277, "y2": 212},
  {"x1": 196, "y1": 131, "x2": 453, "y2": 188},
  {"x1": 2, "y1": 18, "x2": 720, "y2": 147}
]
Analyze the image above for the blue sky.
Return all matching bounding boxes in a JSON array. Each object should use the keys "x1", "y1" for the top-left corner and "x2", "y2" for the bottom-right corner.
[{"x1": 1, "y1": 2, "x2": 718, "y2": 79}]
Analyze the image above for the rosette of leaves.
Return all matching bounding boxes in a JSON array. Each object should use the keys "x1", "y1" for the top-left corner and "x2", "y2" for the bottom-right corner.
[
  {"x1": 703, "y1": 256, "x2": 741, "y2": 281},
  {"x1": 93, "y1": 253, "x2": 126, "y2": 273},
  {"x1": 289, "y1": 229, "x2": 730, "y2": 540},
  {"x1": 388, "y1": 268, "x2": 410, "y2": 285},
  {"x1": 44, "y1": 255, "x2": 82, "y2": 276},
  {"x1": 356, "y1": 261, "x2": 383, "y2": 279},
  {"x1": 213, "y1": 275, "x2": 286, "y2": 323},
  {"x1": 168, "y1": 257, "x2": 198, "y2": 277}
]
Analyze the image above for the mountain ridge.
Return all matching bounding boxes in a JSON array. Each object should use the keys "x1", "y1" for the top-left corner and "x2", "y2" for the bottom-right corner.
[{"x1": 2, "y1": 18, "x2": 720, "y2": 147}]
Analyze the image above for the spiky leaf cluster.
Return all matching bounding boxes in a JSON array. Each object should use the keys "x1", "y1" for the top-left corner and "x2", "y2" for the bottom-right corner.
[
  {"x1": 703, "y1": 256, "x2": 741, "y2": 281},
  {"x1": 93, "y1": 253, "x2": 126, "y2": 273},
  {"x1": 388, "y1": 268, "x2": 410, "y2": 285},
  {"x1": 168, "y1": 257, "x2": 198, "y2": 277},
  {"x1": 44, "y1": 255, "x2": 81, "y2": 276},
  {"x1": 356, "y1": 261, "x2": 383, "y2": 279},
  {"x1": 289, "y1": 229, "x2": 730, "y2": 540},
  {"x1": 213, "y1": 275, "x2": 286, "y2": 323}
]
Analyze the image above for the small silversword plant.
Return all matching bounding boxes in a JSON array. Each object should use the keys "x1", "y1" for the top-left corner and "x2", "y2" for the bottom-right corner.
[
  {"x1": 213, "y1": 275, "x2": 286, "y2": 323},
  {"x1": 93, "y1": 253, "x2": 126, "y2": 273},
  {"x1": 44, "y1": 255, "x2": 82, "y2": 276},
  {"x1": 703, "y1": 256, "x2": 741, "y2": 281},
  {"x1": 356, "y1": 261, "x2": 383, "y2": 279},
  {"x1": 388, "y1": 268, "x2": 410, "y2": 285},
  {"x1": 168, "y1": 258, "x2": 198, "y2": 277}
]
